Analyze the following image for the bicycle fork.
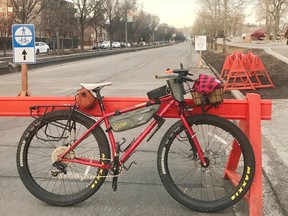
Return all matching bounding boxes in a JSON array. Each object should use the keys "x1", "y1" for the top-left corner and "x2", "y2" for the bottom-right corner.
[{"x1": 180, "y1": 115, "x2": 208, "y2": 167}]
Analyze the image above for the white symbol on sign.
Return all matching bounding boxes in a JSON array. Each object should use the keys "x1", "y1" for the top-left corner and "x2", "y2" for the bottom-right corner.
[{"x1": 15, "y1": 27, "x2": 33, "y2": 46}]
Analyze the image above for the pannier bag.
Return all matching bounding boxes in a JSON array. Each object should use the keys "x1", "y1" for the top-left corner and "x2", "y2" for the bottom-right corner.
[
  {"x1": 191, "y1": 74, "x2": 223, "y2": 106},
  {"x1": 75, "y1": 88, "x2": 96, "y2": 110},
  {"x1": 109, "y1": 105, "x2": 160, "y2": 132}
]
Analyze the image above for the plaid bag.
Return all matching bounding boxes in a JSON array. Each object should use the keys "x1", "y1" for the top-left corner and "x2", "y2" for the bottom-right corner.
[
  {"x1": 192, "y1": 74, "x2": 221, "y2": 94},
  {"x1": 191, "y1": 74, "x2": 223, "y2": 110}
]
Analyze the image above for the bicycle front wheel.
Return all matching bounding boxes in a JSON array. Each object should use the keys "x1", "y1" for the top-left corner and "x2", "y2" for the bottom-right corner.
[
  {"x1": 157, "y1": 114, "x2": 255, "y2": 212},
  {"x1": 16, "y1": 110, "x2": 110, "y2": 206}
]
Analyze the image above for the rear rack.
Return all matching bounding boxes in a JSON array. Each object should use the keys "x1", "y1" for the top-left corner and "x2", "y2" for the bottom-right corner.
[
  {"x1": 29, "y1": 104, "x2": 76, "y2": 118},
  {"x1": 29, "y1": 104, "x2": 77, "y2": 142}
]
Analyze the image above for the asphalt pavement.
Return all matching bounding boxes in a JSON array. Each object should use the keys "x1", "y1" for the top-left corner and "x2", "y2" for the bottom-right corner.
[{"x1": 0, "y1": 41, "x2": 287, "y2": 216}]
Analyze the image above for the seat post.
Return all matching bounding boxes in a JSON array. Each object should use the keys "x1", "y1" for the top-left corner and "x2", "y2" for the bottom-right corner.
[{"x1": 94, "y1": 89, "x2": 106, "y2": 112}]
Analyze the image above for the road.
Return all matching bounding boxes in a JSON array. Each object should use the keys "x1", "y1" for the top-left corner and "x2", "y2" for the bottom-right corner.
[{"x1": 0, "y1": 42, "x2": 273, "y2": 216}]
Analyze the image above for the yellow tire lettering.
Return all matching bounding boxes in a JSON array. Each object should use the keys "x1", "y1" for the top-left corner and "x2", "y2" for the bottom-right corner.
[
  {"x1": 238, "y1": 187, "x2": 243, "y2": 193},
  {"x1": 247, "y1": 166, "x2": 251, "y2": 174},
  {"x1": 231, "y1": 165, "x2": 252, "y2": 200},
  {"x1": 245, "y1": 174, "x2": 249, "y2": 181}
]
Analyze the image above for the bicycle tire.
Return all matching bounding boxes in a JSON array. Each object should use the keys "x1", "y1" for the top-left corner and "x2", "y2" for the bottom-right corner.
[
  {"x1": 17, "y1": 110, "x2": 110, "y2": 206},
  {"x1": 157, "y1": 114, "x2": 255, "y2": 212}
]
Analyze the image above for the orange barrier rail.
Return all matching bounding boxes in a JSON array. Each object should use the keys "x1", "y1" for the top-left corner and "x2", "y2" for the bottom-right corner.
[{"x1": 0, "y1": 94, "x2": 271, "y2": 216}]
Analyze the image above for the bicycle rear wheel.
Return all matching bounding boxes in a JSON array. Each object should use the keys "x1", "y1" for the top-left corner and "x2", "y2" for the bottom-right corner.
[
  {"x1": 17, "y1": 110, "x2": 110, "y2": 206},
  {"x1": 157, "y1": 114, "x2": 255, "y2": 212}
]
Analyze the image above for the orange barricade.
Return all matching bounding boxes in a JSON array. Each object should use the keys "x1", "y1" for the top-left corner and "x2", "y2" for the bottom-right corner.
[
  {"x1": 223, "y1": 56, "x2": 255, "y2": 91},
  {"x1": 249, "y1": 55, "x2": 275, "y2": 88},
  {"x1": 220, "y1": 51, "x2": 275, "y2": 91},
  {"x1": 220, "y1": 54, "x2": 234, "y2": 79},
  {"x1": 0, "y1": 94, "x2": 272, "y2": 216}
]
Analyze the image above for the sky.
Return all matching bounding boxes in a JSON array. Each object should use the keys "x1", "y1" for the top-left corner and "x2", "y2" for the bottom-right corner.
[
  {"x1": 137, "y1": 0, "x2": 198, "y2": 28},
  {"x1": 137, "y1": 1, "x2": 257, "y2": 28}
]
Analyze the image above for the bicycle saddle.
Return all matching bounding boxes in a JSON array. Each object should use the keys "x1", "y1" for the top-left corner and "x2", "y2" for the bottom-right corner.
[{"x1": 80, "y1": 82, "x2": 112, "y2": 91}]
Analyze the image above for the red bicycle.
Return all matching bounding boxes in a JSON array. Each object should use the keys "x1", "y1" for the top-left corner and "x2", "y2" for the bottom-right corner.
[{"x1": 16, "y1": 68, "x2": 255, "y2": 212}]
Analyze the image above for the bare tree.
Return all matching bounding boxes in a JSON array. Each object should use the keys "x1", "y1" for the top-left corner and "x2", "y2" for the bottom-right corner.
[
  {"x1": 195, "y1": 0, "x2": 249, "y2": 52},
  {"x1": 132, "y1": 11, "x2": 160, "y2": 43},
  {"x1": 0, "y1": 17, "x2": 14, "y2": 56},
  {"x1": 72, "y1": 0, "x2": 102, "y2": 50},
  {"x1": 195, "y1": 0, "x2": 224, "y2": 50},
  {"x1": 11, "y1": 0, "x2": 44, "y2": 24},
  {"x1": 0, "y1": 0, "x2": 14, "y2": 56},
  {"x1": 41, "y1": 0, "x2": 77, "y2": 54},
  {"x1": 256, "y1": 0, "x2": 288, "y2": 40},
  {"x1": 103, "y1": 0, "x2": 122, "y2": 48},
  {"x1": 89, "y1": 0, "x2": 106, "y2": 48}
]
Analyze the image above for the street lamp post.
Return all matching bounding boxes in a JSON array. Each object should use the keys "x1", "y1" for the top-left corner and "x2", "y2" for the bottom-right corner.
[{"x1": 124, "y1": 0, "x2": 136, "y2": 46}]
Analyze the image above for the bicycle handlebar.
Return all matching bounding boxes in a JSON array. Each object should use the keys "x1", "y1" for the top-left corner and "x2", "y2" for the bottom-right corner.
[
  {"x1": 155, "y1": 74, "x2": 178, "y2": 79},
  {"x1": 156, "y1": 70, "x2": 194, "y2": 82}
]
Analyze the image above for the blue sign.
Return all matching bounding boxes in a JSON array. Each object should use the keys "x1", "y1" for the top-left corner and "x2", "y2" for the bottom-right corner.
[{"x1": 12, "y1": 24, "x2": 36, "y2": 64}]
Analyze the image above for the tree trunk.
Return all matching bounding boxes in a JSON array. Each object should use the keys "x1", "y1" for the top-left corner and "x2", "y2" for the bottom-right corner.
[
  {"x1": 56, "y1": 30, "x2": 60, "y2": 55},
  {"x1": 3, "y1": 42, "x2": 7, "y2": 57},
  {"x1": 81, "y1": 31, "x2": 84, "y2": 50},
  {"x1": 72, "y1": 32, "x2": 74, "y2": 52},
  {"x1": 222, "y1": 0, "x2": 227, "y2": 53},
  {"x1": 265, "y1": 2, "x2": 270, "y2": 41}
]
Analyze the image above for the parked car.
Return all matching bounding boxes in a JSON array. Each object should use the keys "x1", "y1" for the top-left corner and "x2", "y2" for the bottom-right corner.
[
  {"x1": 92, "y1": 42, "x2": 102, "y2": 50},
  {"x1": 139, "y1": 41, "x2": 147, "y2": 46},
  {"x1": 112, "y1": 41, "x2": 121, "y2": 48},
  {"x1": 35, "y1": 42, "x2": 50, "y2": 54},
  {"x1": 120, "y1": 42, "x2": 131, "y2": 48},
  {"x1": 101, "y1": 41, "x2": 110, "y2": 49}
]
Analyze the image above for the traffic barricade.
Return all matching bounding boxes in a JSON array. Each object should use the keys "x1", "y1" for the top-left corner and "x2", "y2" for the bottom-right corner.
[
  {"x1": 220, "y1": 51, "x2": 275, "y2": 91},
  {"x1": 223, "y1": 56, "x2": 255, "y2": 91},
  {"x1": 0, "y1": 94, "x2": 271, "y2": 216}
]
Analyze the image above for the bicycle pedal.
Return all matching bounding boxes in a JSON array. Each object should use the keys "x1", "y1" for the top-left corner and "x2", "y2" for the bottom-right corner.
[{"x1": 123, "y1": 161, "x2": 137, "y2": 171}]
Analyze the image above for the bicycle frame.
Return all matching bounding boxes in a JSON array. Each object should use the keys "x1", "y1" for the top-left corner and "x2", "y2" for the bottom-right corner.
[{"x1": 59, "y1": 94, "x2": 206, "y2": 170}]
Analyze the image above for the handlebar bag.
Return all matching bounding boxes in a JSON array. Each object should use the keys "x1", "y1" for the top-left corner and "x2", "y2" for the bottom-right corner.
[
  {"x1": 109, "y1": 105, "x2": 160, "y2": 132},
  {"x1": 191, "y1": 74, "x2": 223, "y2": 106},
  {"x1": 75, "y1": 88, "x2": 96, "y2": 110},
  {"x1": 192, "y1": 74, "x2": 221, "y2": 94}
]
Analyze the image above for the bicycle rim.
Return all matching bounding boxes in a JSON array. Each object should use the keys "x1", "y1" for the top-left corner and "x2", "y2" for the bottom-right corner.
[
  {"x1": 158, "y1": 114, "x2": 255, "y2": 212},
  {"x1": 17, "y1": 110, "x2": 110, "y2": 206}
]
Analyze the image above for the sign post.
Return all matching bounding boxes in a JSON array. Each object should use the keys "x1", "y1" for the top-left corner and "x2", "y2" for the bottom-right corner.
[
  {"x1": 194, "y1": 35, "x2": 207, "y2": 68},
  {"x1": 12, "y1": 24, "x2": 36, "y2": 96}
]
